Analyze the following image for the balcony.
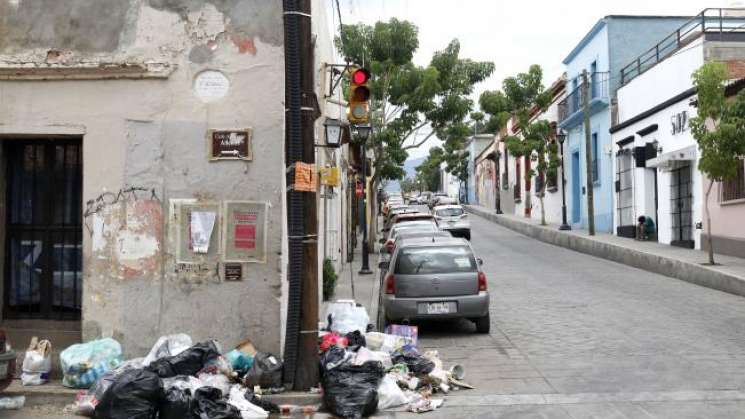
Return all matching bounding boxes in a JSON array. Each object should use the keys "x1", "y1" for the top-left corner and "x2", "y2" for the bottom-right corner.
[
  {"x1": 558, "y1": 72, "x2": 609, "y2": 129},
  {"x1": 620, "y1": 8, "x2": 745, "y2": 86}
]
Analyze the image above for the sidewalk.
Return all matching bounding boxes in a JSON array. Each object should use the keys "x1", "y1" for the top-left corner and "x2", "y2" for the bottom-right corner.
[{"x1": 465, "y1": 204, "x2": 745, "y2": 299}]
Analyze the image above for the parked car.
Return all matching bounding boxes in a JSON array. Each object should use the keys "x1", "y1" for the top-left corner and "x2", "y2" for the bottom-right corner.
[
  {"x1": 0, "y1": 329, "x2": 16, "y2": 392},
  {"x1": 429, "y1": 193, "x2": 451, "y2": 208},
  {"x1": 382, "y1": 196, "x2": 405, "y2": 216},
  {"x1": 380, "y1": 236, "x2": 490, "y2": 333},
  {"x1": 384, "y1": 212, "x2": 436, "y2": 232},
  {"x1": 384, "y1": 205, "x2": 417, "y2": 225},
  {"x1": 380, "y1": 220, "x2": 440, "y2": 254},
  {"x1": 433, "y1": 205, "x2": 471, "y2": 240}
]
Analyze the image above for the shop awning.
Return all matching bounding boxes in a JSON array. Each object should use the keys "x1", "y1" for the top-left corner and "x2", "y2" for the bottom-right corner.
[{"x1": 646, "y1": 145, "x2": 697, "y2": 169}]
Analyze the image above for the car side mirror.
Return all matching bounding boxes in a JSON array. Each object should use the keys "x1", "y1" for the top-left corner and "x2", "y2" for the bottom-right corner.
[
  {"x1": 378, "y1": 261, "x2": 389, "y2": 270},
  {"x1": 477, "y1": 258, "x2": 484, "y2": 266}
]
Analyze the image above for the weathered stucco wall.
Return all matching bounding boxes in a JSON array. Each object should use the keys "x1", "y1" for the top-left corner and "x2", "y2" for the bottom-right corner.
[{"x1": 0, "y1": 0, "x2": 285, "y2": 357}]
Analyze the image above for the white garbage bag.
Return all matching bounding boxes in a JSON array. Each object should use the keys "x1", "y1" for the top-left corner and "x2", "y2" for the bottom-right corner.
[
  {"x1": 228, "y1": 385, "x2": 269, "y2": 418},
  {"x1": 377, "y1": 374, "x2": 410, "y2": 410},
  {"x1": 325, "y1": 301, "x2": 369, "y2": 334},
  {"x1": 142, "y1": 334, "x2": 193, "y2": 366},
  {"x1": 21, "y1": 337, "x2": 52, "y2": 386}
]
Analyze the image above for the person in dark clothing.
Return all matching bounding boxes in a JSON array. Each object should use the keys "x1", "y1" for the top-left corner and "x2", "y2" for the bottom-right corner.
[{"x1": 636, "y1": 215, "x2": 656, "y2": 241}]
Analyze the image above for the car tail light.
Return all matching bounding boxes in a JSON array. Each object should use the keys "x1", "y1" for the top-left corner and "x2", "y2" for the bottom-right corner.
[
  {"x1": 478, "y1": 272, "x2": 487, "y2": 291},
  {"x1": 385, "y1": 240, "x2": 395, "y2": 253},
  {"x1": 385, "y1": 274, "x2": 396, "y2": 294}
]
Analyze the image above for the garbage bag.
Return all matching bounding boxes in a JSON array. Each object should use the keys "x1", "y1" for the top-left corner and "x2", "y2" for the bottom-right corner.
[
  {"x1": 146, "y1": 341, "x2": 220, "y2": 378},
  {"x1": 364, "y1": 332, "x2": 404, "y2": 354},
  {"x1": 160, "y1": 388, "x2": 194, "y2": 419},
  {"x1": 320, "y1": 346, "x2": 352, "y2": 373},
  {"x1": 193, "y1": 387, "x2": 241, "y2": 419},
  {"x1": 87, "y1": 358, "x2": 145, "y2": 410},
  {"x1": 21, "y1": 337, "x2": 52, "y2": 386},
  {"x1": 94, "y1": 368, "x2": 164, "y2": 419},
  {"x1": 227, "y1": 385, "x2": 268, "y2": 418},
  {"x1": 243, "y1": 390, "x2": 279, "y2": 414},
  {"x1": 197, "y1": 372, "x2": 231, "y2": 395},
  {"x1": 321, "y1": 361, "x2": 384, "y2": 419},
  {"x1": 391, "y1": 351, "x2": 434, "y2": 376},
  {"x1": 325, "y1": 301, "x2": 370, "y2": 334},
  {"x1": 377, "y1": 374, "x2": 410, "y2": 410},
  {"x1": 143, "y1": 334, "x2": 193, "y2": 366},
  {"x1": 244, "y1": 353, "x2": 283, "y2": 389},
  {"x1": 60, "y1": 338, "x2": 123, "y2": 388},
  {"x1": 225, "y1": 349, "x2": 254, "y2": 375},
  {"x1": 384, "y1": 325, "x2": 418, "y2": 351},
  {"x1": 345, "y1": 331, "x2": 366, "y2": 348}
]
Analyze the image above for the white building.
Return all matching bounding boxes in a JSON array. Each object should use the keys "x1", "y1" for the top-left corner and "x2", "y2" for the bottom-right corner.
[
  {"x1": 439, "y1": 161, "x2": 461, "y2": 200},
  {"x1": 611, "y1": 12, "x2": 745, "y2": 249}
]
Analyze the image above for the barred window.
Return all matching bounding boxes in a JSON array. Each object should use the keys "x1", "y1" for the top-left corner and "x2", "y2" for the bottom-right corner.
[{"x1": 722, "y1": 160, "x2": 745, "y2": 202}]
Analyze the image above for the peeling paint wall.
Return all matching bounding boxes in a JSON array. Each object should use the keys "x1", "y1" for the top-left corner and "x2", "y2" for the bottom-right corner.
[{"x1": 0, "y1": 0, "x2": 285, "y2": 357}]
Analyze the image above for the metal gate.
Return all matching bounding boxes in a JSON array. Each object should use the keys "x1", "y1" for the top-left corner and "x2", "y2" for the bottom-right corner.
[
  {"x1": 615, "y1": 149, "x2": 635, "y2": 237},
  {"x1": 4, "y1": 140, "x2": 83, "y2": 319},
  {"x1": 670, "y1": 164, "x2": 694, "y2": 249}
]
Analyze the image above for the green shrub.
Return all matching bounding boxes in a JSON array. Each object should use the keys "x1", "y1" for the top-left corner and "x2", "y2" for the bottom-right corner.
[{"x1": 322, "y1": 258, "x2": 338, "y2": 301}]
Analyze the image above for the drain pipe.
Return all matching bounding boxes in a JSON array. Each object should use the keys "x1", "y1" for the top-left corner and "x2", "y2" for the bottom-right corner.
[{"x1": 282, "y1": 0, "x2": 304, "y2": 390}]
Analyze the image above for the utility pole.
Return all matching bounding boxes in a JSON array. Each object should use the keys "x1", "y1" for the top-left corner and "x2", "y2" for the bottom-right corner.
[{"x1": 582, "y1": 70, "x2": 595, "y2": 236}]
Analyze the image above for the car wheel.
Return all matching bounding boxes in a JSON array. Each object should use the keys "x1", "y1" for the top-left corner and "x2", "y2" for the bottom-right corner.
[{"x1": 474, "y1": 314, "x2": 490, "y2": 334}]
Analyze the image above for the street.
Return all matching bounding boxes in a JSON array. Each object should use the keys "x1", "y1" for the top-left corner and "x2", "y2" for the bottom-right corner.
[{"x1": 400, "y1": 211, "x2": 745, "y2": 418}]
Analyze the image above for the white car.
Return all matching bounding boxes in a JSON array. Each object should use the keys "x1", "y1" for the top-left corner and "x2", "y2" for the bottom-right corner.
[{"x1": 433, "y1": 205, "x2": 470, "y2": 240}]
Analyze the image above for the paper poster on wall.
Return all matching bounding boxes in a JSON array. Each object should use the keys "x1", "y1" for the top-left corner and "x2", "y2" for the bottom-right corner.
[
  {"x1": 173, "y1": 200, "x2": 221, "y2": 264},
  {"x1": 223, "y1": 201, "x2": 268, "y2": 263}
]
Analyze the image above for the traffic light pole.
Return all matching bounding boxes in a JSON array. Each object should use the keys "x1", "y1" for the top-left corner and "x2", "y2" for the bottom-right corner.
[{"x1": 359, "y1": 138, "x2": 372, "y2": 275}]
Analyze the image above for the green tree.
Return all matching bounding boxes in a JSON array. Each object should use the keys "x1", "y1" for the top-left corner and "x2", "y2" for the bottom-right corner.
[
  {"x1": 415, "y1": 147, "x2": 445, "y2": 193},
  {"x1": 399, "y1": 177, "x2": 418, "y2": 194},
  {"x1": 690, "y1": 62, "x2": 745, "y2": 265},
  {"x1": 337, "y1": 20, "x2": 494, "y2": 242},
  {"x1": 481, "y1": 65, "x2": 558, "y2": 225}
]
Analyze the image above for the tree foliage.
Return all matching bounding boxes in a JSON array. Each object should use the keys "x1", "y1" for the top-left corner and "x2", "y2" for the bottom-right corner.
[
  {"x1": 690, "y1": 62, "x2": 745, "y2": 264},
  {"x1": 415, "y1": 147, "x2": 445, "y2": 192}
]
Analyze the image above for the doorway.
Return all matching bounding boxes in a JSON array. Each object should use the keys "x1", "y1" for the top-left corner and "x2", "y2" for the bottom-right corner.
[
  {"x1": 615, "y1": 149, "x2": 635, "y2": 237},
  {"x1": 670, "y1": 164, "x2": 694, "y2": 249},
  {"x1": 3, "y1": 140, "x2": 83, "y2": 320},
  {"x1": 571, "y1": 151, "x2": 581, "y2": 223}
]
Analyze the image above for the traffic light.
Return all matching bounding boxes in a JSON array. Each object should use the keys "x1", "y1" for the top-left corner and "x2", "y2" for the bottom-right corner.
[{"x1": 348, "y1": 68, "x2": 371, "y2": 124}]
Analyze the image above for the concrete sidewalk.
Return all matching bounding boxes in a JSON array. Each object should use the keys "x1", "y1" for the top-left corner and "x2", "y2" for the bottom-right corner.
[{"x1": 465, "y1": 204, "x2": 745, "y2": 299}]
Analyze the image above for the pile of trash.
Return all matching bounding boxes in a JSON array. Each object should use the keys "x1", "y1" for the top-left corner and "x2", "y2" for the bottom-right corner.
[
  {"x1": 321, "y1": 301, "x2": 473, "y2": 418},
  {"x1": 55, "y1": 333, "x2": 283, "y2": 419}
]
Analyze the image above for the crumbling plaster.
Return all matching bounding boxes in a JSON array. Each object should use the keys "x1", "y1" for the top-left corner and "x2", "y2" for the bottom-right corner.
[{"x1": 0, "y1": 0, "x2": 286, "y2": 357}]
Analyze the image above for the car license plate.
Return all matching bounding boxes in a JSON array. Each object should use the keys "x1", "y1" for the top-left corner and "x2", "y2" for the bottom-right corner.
[
  {"x1": 0, "y1": 363, "x2": 7, "y2": 379},
  {"x1": 426, "y1": 302, "x2": 452, "y2": 314}
]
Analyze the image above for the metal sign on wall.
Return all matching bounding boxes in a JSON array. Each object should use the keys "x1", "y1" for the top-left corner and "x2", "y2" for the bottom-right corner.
[
  {"x1": 222, "y1": 201, "x2": 268, "y2": 263},
  {"x1": 208, "y1": 129, "x2": 252, "y2": 161}
]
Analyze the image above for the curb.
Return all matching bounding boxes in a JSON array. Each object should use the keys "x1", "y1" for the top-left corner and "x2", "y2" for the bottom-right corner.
[
  {"x1": 465, "y1": 205, "x2": 745, "y2": 299},
  {"x1": 262, "y1": 391, "x2": 322, "y2": 407}
]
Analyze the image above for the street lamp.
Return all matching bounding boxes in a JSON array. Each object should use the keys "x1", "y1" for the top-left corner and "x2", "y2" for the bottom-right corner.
[
  {"x1": 355, "y1": 124, "x2": 373, "y2": 275},
  {"x1": 557, "y1": 129, "x2": 571, "y2": 230},
  {"x1": 323, "y1": 118, "x2": 344, "y2": 147}
]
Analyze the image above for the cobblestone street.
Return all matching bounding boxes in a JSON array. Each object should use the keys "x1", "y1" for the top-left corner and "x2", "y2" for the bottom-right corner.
[{"x1": 401, "y1": 213, "x2": 745, "y2": 418}]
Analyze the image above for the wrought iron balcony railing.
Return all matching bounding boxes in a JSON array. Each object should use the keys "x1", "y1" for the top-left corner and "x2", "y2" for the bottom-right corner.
[{"x1": 558, "y1": 72, "x2": 609, "y2": 124}]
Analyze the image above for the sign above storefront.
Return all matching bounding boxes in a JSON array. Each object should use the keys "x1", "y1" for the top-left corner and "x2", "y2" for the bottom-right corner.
[{"x1": 208, "y1": 129, "x2": 252, "y2": 161}]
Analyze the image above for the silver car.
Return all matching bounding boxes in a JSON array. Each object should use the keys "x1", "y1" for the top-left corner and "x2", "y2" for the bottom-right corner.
[
  {"x1": 381, "y1": 236, "x2": 490, "y2": 333},
  {"x1": 433, "y1": 205, "x2": 471, "y2": 240}
]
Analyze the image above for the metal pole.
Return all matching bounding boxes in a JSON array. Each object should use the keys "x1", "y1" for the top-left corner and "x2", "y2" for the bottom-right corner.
[
  {"x1": 359, "y1": 139, "x2": 372, "y2": 275},
  {"x1": 559, "y1": 140, "x2": 571, "y2": 230},
  {"x1": 582, "y1": 70, "x2": 596, "y2": 236}
]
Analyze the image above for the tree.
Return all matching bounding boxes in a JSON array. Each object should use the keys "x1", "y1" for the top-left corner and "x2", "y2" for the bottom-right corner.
[
  {"x1": 337, "y1": 20, "x2": 494, "y2": 244},
  {"x1": 690, "y1": 62, "x2": 745, "y2": 265},
  {"x1": 415, "y1": 147, "x2": 445, "y2": 192},
  {"x1": 480, "y1": 65, "x2": 558, "y2": 225},
  {"x1": 399, "y1": 177, "x2": 418, "y2": 194}
]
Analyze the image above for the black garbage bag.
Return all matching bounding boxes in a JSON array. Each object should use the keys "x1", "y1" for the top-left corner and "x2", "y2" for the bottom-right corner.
[
  {"x1": 160, "y1": 388, "x2": 194, "y2": 419},
  {"x1": 244, "y1": 390, "x2": 280, "y2": 414},
  {"x1": 392, "y1": 351, "x2": 435, "y2": 375},
  {"x1": 244, "y1": 352, "x2": 283, "y2": 389},
  {"x1": 345, "y1": 331, "x2": 366, "y2": 348},
  {"x1": 320, "y1": 346, "x2": 351, "y2": 374},
  {"x1": 192, "y1": 386, "x2": 241, "y2": 419},
  {"x1": 147, "y1": 341, "x2": 221, "y2": 378},
  {"x1": 94, "y1": 369, "x2": 164, "y2": 419},
  {"x1": 321, "y1": 361, "x2": 384, "y2": 419}
]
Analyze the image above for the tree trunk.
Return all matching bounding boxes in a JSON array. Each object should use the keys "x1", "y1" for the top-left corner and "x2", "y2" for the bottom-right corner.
[
  {"x1": 540, "y1": 178, "x2": 547, "y2": 226},
  {"x1": 705, "y1": 179, "x2": 715, "y2": 265}
]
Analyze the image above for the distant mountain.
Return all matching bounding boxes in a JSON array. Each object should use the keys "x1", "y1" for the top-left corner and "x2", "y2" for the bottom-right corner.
[{"x1": 385, "y1": 157, "x2": 426, "y2": 193}]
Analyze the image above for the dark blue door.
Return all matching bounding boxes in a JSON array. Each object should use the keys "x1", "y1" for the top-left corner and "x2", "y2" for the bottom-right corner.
[{"x1": 571, "y1": 151, "x2": 581, "y2": 223}]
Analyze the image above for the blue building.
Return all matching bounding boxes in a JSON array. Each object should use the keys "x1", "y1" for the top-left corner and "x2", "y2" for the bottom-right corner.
[
  {"x1": 465, "y1": 134, "x2": 494, "y2": 204},
  {"x1": 558, "y1": 15, "x2": 690, "y2": 233}
]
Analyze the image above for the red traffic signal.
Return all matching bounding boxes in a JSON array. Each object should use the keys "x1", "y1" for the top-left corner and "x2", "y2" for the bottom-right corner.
[{"x1": 351, "y1": 68, "x2": 370, "y2": 85}]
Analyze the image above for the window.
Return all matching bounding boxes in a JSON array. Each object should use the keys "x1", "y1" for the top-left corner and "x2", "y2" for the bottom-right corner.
[
  {"x1": 395, "y1": 246, "x2": 477, "y2": 274},
  {"x1": 722, "y1": 160, "x2": 745, "y2": 202},
  {"x1": 591, "y1": 133, "x2": 599, "y2": 183}
]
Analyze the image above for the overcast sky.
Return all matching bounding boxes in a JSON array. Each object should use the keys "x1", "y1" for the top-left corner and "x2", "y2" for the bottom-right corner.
[{"x1": 330, "y1": 0, "x2": 732, "y2": 159}]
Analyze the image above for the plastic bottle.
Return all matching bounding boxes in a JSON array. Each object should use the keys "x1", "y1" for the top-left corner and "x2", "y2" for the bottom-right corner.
[{"x1": 0, "y1": 395, "x2": 25, "y2": 409}]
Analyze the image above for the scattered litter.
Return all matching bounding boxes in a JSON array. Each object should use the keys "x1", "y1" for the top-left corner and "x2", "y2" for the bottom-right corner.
[
  {"x1": 21, "y1": 337, "x2": 52, "y2": 386},
  {"x1": 142, "y1": 333, "x2": 193, "y2": 367},
  {"x1": 60, "y1": 337, "x2": 123, "y2": 388},
  {"x1": 244, "y1": 389, "x2": 280, "y2": 414},
  {"x1": 226, "y1": 349, "x2": 254, "y2": 375},
  {"x1": 364, "y1": 332, "x2": 404, "y2": 353},
  {"x1": 392, "y1": 351, "x2": 435, "y2": 375},
  {"x1": 407, "y1": 395, "x2": 443, "y2": 413},
  {"x1": 345, "y1": 330, "x2": 366, "y2": 348},
  {"x1": 227, "y1": 385, "x2": 269, "y2": 418},
  {"x1": 244, "y1": 352, "x2": 283, "y2": 389},
  {"x1": 325, "y1": 300, "x2": 370, "y2": 334},
  {"x1": 377, "y1": 374, "x2": 410, "y2": 409},
  {"x1": 198, "y1": 371, "x2": 232, "y2": 395},
  {"x1": 320, "y1": 332, "x2": 348, "y2": 352},
  {"x1": 0, "y1": 395, "x2": 25, "y2": 410},
  {"x1": 385, "y1": 324, "x2": 418, "y2": 350}
]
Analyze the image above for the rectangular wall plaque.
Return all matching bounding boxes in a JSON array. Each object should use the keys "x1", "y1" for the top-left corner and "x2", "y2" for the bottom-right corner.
[
  {"x1": 222, "y1": 201, "x2": 268, "y2": 263},
  {"x1": 209, "y1": 129, "x2": 252, "y2": 161}
]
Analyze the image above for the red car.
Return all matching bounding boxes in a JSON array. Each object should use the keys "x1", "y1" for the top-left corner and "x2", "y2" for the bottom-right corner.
[{"x1": 0, "y1": 329, "x2": 16, "y2": 391}]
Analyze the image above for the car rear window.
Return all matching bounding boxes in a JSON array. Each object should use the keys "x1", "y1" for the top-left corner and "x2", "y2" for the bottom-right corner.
[
  {"x1": 436, "y1": 207, "x2": 464, "y2": 217},
  {"x1": 395, "y1": 246, "x2": 477, "y2": 274},
  {"x1": 391, "y1": 223, "x2": 437, "y2": 238}
]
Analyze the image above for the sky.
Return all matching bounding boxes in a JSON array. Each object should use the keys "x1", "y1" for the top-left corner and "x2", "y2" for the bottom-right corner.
[{"x1": 329, "y1": 0, "x2": 732, "y2": 160}]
